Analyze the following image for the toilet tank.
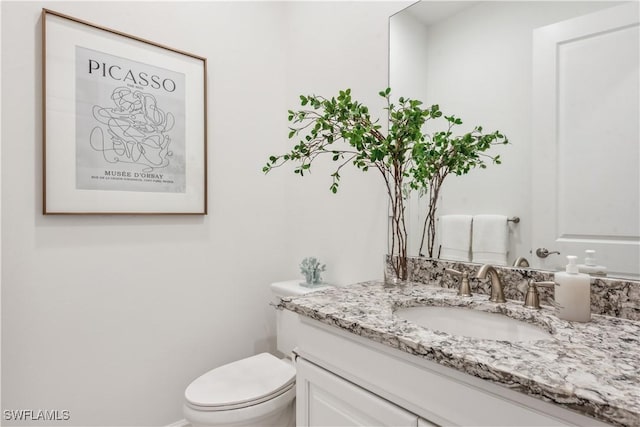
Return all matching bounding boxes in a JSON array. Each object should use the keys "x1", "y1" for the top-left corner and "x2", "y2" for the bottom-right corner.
[{"x1": 271, "y1": 280, "x2": 333, "y2": 356}]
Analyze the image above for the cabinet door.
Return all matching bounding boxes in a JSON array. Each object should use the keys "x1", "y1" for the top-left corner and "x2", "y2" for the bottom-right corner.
[{"x1": 296, "y1": 357, "x2": 418, "y2": 427}]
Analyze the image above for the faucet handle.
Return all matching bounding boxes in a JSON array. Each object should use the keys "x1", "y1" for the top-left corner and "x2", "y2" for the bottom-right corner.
[
  {"x1": 523, "y1": 279, "x2": 556, "y2": 309},
  {"x1": 444, "y1": 268, "x2": 472, "y2": 297}
]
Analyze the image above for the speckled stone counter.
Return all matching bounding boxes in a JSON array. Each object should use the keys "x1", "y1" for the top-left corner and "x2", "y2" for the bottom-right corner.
[{"x1": 281, "y1": 281, "x2": 640, "y2": 427}]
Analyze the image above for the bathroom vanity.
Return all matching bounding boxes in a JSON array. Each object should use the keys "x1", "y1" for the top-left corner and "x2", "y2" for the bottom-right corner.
[{"x1": 282, "y1": 281, "x2": 640, "y2": 427}]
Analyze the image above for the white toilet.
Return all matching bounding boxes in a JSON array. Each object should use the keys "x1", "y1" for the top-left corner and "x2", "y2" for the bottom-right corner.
[{"x1": 183, "y1": 280, "x2": 332, "y2": 427}]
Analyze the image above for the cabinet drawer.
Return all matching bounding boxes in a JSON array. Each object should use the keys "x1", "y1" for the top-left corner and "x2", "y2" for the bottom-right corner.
[{"x1": 296, "y1": 357, "x2": 419, "y2": 427}]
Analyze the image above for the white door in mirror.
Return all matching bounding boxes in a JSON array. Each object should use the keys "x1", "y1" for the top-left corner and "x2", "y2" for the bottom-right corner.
[{"x1": 532, "y1": 2, "x2": 640, "y2": 279}]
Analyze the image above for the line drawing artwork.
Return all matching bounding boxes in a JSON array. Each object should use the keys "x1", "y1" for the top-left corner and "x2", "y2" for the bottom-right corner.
[{"x1": 89, "y1": 87, "x2": 175, "y2": 172}]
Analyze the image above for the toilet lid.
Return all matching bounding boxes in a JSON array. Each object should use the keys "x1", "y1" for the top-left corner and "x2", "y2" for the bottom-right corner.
[{"x1": 185, "y1": 353, "x2": 296, "y2": 410}]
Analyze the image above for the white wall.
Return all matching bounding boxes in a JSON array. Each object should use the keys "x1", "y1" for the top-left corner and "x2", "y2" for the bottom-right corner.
[
  {"x1": 389, "y1": 8, "x2": 429, "y2": 103},
  {"x1": 0, "y1": 1, "x2": 404, "y2": 425},
  {"x1": 283, "y1": 1, "x2": 401, "y2": 285},
  {"x1": 394, "y1": 1, "x2": 618, "y2": 262},
  {"x1": 389, "y1": 9, "x2": 431, "y2": 256}
]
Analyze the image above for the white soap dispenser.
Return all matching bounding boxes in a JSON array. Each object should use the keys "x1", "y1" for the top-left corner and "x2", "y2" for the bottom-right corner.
[
  {"x1": 554, "y1": 256, "x2": 591, "y2": 322},
  {"x1": 577, "y1": 250, "x2": 607, "y2": 277}
]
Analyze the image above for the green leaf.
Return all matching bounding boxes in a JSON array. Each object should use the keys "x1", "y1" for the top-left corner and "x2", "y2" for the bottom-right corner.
[{"x1": 266, "y1": 88, "x2": 508, "y2": 212}]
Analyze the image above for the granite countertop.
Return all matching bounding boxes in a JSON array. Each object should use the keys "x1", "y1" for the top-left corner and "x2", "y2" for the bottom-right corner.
[{"x1": 281, "y1": 281, "x2": 640, "y2": 427}]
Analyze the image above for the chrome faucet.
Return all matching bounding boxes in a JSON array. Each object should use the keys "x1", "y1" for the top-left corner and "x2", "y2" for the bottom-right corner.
[{"x1": 476, "y1": 264, "x2": 506, "y2": 303}]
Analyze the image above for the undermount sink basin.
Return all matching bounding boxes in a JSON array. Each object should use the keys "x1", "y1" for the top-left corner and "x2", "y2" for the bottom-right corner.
[{"x1": 395, "y1": 306, "x2": 553, "y2": 342}]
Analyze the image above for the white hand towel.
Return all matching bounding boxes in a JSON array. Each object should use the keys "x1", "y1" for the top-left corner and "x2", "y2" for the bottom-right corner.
[
  {"x1": 472, "y1": 215, "x2": 509, "y2": 265},
  {"x1": 438, "y1": 215, "x2": 472, "y2": 262}
]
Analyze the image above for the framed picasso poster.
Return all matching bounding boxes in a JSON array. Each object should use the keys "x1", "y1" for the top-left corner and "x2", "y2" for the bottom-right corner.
[{"x1": 42, "y1": 9, "x2": 207, "y2": 214}]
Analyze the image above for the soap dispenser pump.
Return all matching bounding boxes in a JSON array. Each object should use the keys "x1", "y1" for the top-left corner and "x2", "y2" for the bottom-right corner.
[
  {"x1": 577, "y1": 250, "x2": 607, "y2": 277},
  {"x1": 554, "y1": 256, "x2": 591, "y2": 322}
]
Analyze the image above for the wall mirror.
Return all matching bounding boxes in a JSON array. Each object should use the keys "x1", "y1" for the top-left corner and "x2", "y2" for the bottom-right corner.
[{"x1": 390, "y1": 1, "x2": 639, "y2": 279}]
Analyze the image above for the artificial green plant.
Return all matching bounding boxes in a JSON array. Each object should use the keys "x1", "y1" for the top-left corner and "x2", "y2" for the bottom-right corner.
[{"x1": 263, "y1": 88, "x2": 507, "y2": 281}]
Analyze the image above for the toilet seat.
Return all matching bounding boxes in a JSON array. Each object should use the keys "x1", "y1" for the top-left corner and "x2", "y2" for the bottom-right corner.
[
  {"x1": 184, "y1": 353, "x2": 296, "y2": 411},
  {"x1": 185, "y1": 382, "x2": 294, "y2": 412},
  {"x1": 183, "y1": 384, "x2": 296, "y2": 427}
]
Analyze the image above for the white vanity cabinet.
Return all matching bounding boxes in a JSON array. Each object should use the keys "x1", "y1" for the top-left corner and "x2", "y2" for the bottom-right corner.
[
  {"x1": 296, "y1": 357, "x2": 419, "y2": 426},
  {"x1": 294, "y1": 317, "x2": 612, "y2": 427}
]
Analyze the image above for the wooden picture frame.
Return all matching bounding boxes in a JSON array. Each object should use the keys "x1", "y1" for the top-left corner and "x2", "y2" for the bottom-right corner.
[{"x1": 42, "y1": 9, "x2": 207, "y2": 214}]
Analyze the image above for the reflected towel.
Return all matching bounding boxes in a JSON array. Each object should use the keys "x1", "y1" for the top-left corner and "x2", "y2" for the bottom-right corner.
[
  {"x1": 439, "y1": 215, "x2": 472, "y2": 262},
  {"x1": 472, "y1": 214, "x2": 509, "y2": 265}
]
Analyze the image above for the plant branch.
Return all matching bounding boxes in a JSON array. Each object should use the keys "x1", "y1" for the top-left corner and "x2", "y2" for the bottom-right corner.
[{"x1": 264, "y1": 88, "x2": 508, "y2": 279}]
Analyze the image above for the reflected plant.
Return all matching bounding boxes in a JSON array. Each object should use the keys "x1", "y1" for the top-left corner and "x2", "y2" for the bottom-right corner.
[{"x1": 411, "y1": 116, "x2": 508, "y2": 257}]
